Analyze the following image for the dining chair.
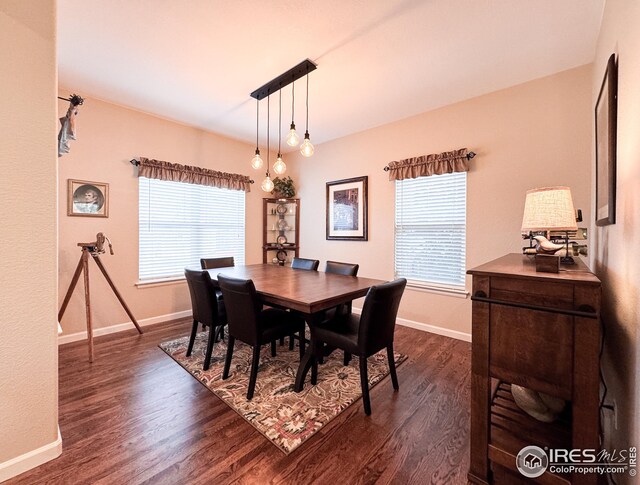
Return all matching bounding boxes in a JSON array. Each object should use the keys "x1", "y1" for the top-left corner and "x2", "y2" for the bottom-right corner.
[
  {"x1": 199, "y1": 257, "x2": 234, "y2": 336},
  {"x1": 184, "y1": 269, "x2": 228, "y2": 371},
  {"x1": 218, "y1": 274, "x2": 306, "y2": 400},
  {"x1": 311, "y1": 278, "x2": 407, "y2": 415},
  {"x1": 291, "y1": 257, "x2": 320, "y2": 271},
  {"x1": 323, "y1": 261, "x2": 360, "y2": 365},
  {"x1": 200, "y1": 256, "x2": 235, "y2": 269}
]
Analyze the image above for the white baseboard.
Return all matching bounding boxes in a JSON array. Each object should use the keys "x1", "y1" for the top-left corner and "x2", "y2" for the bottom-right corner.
[
  {"x1": 352, "y1": 307, "x2": 471, "y2": 342},
  {"x1": 0, "y1": 426, "x2": 62, "y2": 483},
  {"x1": 58, "y1": 310, "x2": 192, "y2": 345}
]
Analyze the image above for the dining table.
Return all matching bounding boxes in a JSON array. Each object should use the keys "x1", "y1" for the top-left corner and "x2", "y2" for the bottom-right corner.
[{"x1": 203, "y1": 263, "x2": 386, "y2": 392}]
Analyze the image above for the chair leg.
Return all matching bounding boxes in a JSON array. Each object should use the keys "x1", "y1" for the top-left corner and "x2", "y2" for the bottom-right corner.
[
  {"x1": 203, "y1": 325, "x2": 217, "y2": 371},
  {"x1": 289, "y1": 334, "x2": 295, "y2": 350},
  {"x1": 311, "y1": 340, "x2": 319, "y2": 385},
  {"x1": 344, "y1": 352, "x2": 352, "y2": 366},
  {"x1": 247, "y1": 345, "x2": 261, "y2": 400},
  {"x1": 186, "y1": 319, "x2": 198, "y2": 357},
  {"x1": 298, "y1": 331, "x2": 305, "y2": 360},
  {"x1": 279, "y1": 337, "x2": 285, "y2": 346},
  {"x1": 222, "y1": 335, "x2": 235, "y2": 379},
  {"x1": 359, "y1": 356, "x2": 371, "y2": 415},
  {"x1": 271, "y1": 340, "x2": 277, "y2": 357},
  {"x1": 387, "y1": 345, "x2": 399, "y2": 390}
]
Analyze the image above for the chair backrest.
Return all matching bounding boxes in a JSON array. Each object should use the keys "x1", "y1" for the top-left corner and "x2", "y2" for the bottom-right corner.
[
  {"x1": 217, "y1": 274, "x2": 262, "y2": 345},
  {"x1": 291, "y1": 257, "x2": 319, "y2": 271},
  {"x1": 325, "y1": 260, "x2": 359, "y2": 276},
  {"x1": 358, "y1": 278, "x2": 407, "y2": 355},
  {"x1": 184, "y1": 269, "x2": 220, "y2": 329},
  {"x1": 200, "y1": 256, "x2": 235, "y2": 270}
]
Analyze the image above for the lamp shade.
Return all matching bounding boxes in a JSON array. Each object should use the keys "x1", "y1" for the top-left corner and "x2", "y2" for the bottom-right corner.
[{"x1": 521, "y1": 186, "x2": 578, "y2": 232}]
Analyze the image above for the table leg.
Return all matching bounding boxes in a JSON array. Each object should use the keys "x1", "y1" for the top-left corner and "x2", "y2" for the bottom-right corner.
[{"x1": 294, "y1": 342, "x2": 314, "y2": 392}]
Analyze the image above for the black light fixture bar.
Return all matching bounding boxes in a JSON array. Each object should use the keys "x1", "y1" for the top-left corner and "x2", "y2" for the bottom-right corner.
[{"x1": 250, "y1": 59, "x2": 317, "y2": 100}]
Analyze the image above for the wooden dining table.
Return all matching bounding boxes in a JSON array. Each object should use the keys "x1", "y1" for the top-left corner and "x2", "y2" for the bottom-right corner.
[{"x1": 204, "y1": 263, "x2": 386, "y2": 392}]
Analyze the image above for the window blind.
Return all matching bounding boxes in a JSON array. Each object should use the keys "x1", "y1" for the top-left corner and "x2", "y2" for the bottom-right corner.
[
  {"x1": 395, "y1": 172, "x2": 466, "y2": 288},
  {"x1": 139, "y1": 177, "x2": 245, "y2": 281}
]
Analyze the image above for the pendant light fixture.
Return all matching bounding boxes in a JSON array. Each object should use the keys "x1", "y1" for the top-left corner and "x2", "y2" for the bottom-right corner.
[
  {"x1": 250, "y1": 98, "x2": 263, "y2": 170},
  {"x1": 261, "y1": 94, "x2": 274, "y2": 193},
  {"x1": 273, "y1": 88, "x2": 287, "y2": 175},
  {"x1": 300, "y1": 70, "x2": 314, "y2": 157},
  {"x1": 250, "y1": 59, "x2": 317, "y2": 172},
  {"x1": 285, "y1": 80, "x2": 300, "y2": 147}
]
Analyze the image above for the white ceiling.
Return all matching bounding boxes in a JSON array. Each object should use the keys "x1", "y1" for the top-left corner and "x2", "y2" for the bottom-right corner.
[{"x1": 58, "y1": 0, "x2": 604, "y2": 151}]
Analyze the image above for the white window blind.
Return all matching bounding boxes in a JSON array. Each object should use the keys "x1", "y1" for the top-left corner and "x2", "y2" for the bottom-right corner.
[
  {"x1": 395, "y1": 172, "x2": 467, "y2": 288},
  {"x1": 139, "y1": 177, "x2": 245, "y2": 281}
]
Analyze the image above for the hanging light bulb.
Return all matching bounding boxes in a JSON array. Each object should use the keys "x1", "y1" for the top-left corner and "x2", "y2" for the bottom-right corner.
[
  {"x1": 261, "y1": 175, "x2": 274, "y2": 192},
  {"x1": 300, "y1": 70, "x2": 314, "y2": 157},
  {"x1": 273, "y1": 155, "x2": 286, "y2": 175},
  {"x1": 261, "y1": 93, "x2": 273, "y2": 193},
  {"x1": 300, "y1": 132, "x2": 314, "y2": 157},
  {"x1": 251, "y1": 149, "x2": 263, "y2": 170},
  {"x1": 286, "y1": 79, "x2": 300, "y2": 147},
  {"x1": 250, "y1": 98, "x2": 263, "y2": 169}
]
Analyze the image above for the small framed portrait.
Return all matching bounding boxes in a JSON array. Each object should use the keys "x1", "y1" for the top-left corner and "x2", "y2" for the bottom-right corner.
[
  {"x1": 326, "y1": 176, "x2": 368, "y2": 241},
  {"x1": 68, "y1": 179, "x2": 109, "y2": 217}
]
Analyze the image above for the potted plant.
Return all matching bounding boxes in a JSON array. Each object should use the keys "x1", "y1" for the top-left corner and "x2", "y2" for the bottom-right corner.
[{"x1": 272, "y1": 176, "x2": 296, "y2": 198}]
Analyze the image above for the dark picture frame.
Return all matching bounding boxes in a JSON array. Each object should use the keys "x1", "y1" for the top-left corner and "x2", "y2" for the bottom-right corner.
[
  {"x1": 326, "y1": 176, "x2": 368, "y2": 241},
  {"x1": 595, "y1": 53, "x2": 617, "y2": 226},
  {"x1": 67, "y1": 179, "x2": 109, "y2": 217}
]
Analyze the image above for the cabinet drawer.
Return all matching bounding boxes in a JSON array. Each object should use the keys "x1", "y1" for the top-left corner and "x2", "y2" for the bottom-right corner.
[
  {"x1": 490, "y1": 277, "x2": 574, "y2": 311},
  {"x1": 489, "y1": 305, "x2": 573, "y2": 400}
]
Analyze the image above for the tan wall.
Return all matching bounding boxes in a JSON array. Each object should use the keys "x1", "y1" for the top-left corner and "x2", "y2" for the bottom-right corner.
[
  {"x1": 0, "y1": 0, "x2": 59, "y2": 469},
  {"x1": 287, "y1": 65, "x2": 593, "y2": 335},
  {"x1": 591, "y1": 0, "x2": 640, "y2": 477},
  {"x1": 57, "y1": 95, "x2": 264, "y2": 335}
]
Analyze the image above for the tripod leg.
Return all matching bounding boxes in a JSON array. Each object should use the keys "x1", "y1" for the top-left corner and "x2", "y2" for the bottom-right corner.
[
  {"x1": 82, "y1": 251, "x2": 94, "y2": 363},
  {"x1": 58, "y1": 254, "x2": 84, "y2": 322},
  {"x1": 92, "y1": 256, "x2": 143, "y2": 334}
]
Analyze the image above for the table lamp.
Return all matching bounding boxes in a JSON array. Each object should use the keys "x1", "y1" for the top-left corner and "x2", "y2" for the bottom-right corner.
[{"x1": 521, "y1": 186, "x2": 578, "y2": 269}]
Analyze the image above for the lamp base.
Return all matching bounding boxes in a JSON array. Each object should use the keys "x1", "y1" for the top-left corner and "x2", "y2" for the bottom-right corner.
[{"x1": 560, "y1": 255, "x2": 576, "y2": 265}]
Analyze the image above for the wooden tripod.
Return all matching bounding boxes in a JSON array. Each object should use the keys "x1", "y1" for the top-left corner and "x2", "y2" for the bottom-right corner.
[{"x1": 59, "y1": 243, "x2": 143, "y2": 362}]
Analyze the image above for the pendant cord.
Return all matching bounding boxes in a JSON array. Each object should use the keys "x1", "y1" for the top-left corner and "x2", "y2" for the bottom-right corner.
[
  {"x1": 291, "y1": 79, "x2": 295, "y2": 123},
  {"x1": 256, "y1": 98, "x2": 259, "y2": 150},
  {"x1": 266, "y1": 94, "x2": 270, "y2": 177},
  {"x1": 305, "y1": 71, "x2": 309, "y2": 131},
  {"x1": 278, "y1": 88, "x2": 282, "y2": 154}
]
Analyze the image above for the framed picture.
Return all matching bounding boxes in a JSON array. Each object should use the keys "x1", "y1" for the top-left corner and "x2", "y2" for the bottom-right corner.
[
  {"x1": 326, "y1": 176, "x2": 368, "y2": 241},
  {"x1": 68, "y1": 179, "x2": 109, "y2": 217},
  {"x1": 595, "y1": 53, "x2": 617, "y2": 226}
]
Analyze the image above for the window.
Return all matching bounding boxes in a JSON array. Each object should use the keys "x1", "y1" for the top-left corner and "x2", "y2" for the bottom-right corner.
[
  {"x1": 394, "y1": 172, "x2": 466, "y2": 290},
  {"x1": 139, "y1": 177, "x2": 245, "y2": 281}
]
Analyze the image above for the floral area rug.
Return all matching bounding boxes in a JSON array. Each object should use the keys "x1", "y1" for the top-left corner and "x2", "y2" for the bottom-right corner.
[{"x1": 159, "y1": 332, "x2": 407, "y2": 454}]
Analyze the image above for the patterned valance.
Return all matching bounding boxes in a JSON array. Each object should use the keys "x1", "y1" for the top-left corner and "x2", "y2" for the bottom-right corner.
[
  {"x1": 385, "y1": 148, "x2": 471, "y2": 181},
  {"x1": 137, "y1": 157, "x2": 252, "y2": 192}
]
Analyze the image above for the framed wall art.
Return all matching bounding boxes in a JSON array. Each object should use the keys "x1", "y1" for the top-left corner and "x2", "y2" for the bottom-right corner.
[
  {"x1": 326, "y1": 176, "x2": 368, "y2": 241},
  {"x1": 595, "y1": 53, "x2": 617, "y2": 226},
  {"x1": 68, "y1": 179, "x2": 109, "y2": 217}
]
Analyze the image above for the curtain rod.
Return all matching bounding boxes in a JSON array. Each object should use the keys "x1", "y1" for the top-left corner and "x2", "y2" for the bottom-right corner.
[
  {"x1": 129, "y1": 159, "x2": 255, "y2": 184},
  {"x1": 383, "y1": 151, "x2": 476, "y2": 171},
  {"x1": 58, "y1": 94, "x2": 84, "y2": 106}
]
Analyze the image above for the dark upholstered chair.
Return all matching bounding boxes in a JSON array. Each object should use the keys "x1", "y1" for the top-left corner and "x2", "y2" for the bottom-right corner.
[
  {"x1": 291, "y1": 257, "x2": 319, "y2": 271},
  {"x1": 199, "y1": 257, "x2": 234, "y2": 335},
  {"x1": 323, "y1": 261, "x2": 360, "y2": 365},
  {"x1": 200, "y1": 256, "x2": 235, "y2": 270},
  {"x1": 184, "y1": 269, "x2": 227, "y2": 371},
  {"x1": 218, "y1": 275, "x2": 305, "y2": 400},
  {"x1": 311, "y1": 278, "x2": 407, "y2": 415}
]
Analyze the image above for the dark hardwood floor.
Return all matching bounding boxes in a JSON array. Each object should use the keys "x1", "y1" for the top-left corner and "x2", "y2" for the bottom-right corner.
[{"x1": 10, "y1": 319, "x2": 471, "y2": 485}]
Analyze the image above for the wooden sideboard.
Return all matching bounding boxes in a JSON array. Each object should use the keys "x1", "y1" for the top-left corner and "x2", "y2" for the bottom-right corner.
[{"x1": 467, "y1": 254, "x2": 601, "y2": 485}]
